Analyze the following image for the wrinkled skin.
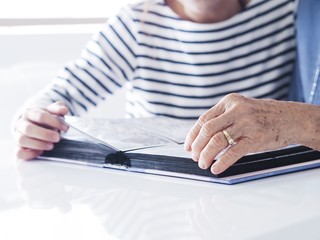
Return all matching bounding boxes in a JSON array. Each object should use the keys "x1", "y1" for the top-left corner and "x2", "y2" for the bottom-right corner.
[{"x1": 184, "y1": 93, "x2": 320, "y2": 174}]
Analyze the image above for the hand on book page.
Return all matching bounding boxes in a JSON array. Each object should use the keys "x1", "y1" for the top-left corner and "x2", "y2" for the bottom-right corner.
[
  {"x1": 14, "y1": 101, "x2": 69, "y2": 160},
  {"x1": 184, "y1": 94, "x2": 304, "y2": 175}
]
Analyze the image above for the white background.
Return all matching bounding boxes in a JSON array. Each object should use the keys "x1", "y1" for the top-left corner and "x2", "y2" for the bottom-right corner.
[
  {"x1": 0, "y1": 1, "x2": 134, "y2": 140},
  {"x1": 1, "y1": 0, "x2": 133, "y2": 18}
]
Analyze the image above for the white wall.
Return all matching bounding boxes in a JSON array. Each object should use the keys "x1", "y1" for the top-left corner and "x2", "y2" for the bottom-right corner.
[{"x1": 0, "y1": 27, "x2": 126, "y2": 140}]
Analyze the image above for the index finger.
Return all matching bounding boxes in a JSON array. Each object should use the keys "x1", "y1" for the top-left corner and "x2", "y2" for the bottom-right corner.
[
  {"x1": 184, "y1": 104, "x2": 224, "y2": 152},
  {"x1": 25, "y1": 108, "x2": 68, "y2": 131}
]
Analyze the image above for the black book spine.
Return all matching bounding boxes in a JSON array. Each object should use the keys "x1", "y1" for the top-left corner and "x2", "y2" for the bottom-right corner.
[{"x1": 105, "y1": 151, "x2": 131, "y2": 167}]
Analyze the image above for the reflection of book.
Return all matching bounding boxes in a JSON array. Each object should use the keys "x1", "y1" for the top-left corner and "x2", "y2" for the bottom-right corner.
[{"x1": 37, "y1": 116, "x2": 320, "y2": 185}]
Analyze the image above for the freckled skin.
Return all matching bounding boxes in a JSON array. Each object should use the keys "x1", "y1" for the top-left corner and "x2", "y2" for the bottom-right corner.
[{"x1": 185, "y1": 93, "x2": 320, "y2": 174}]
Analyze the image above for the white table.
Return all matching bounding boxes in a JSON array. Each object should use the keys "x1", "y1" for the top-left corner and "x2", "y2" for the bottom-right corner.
[{"x1": 1, "y1": 139, "x2": 320, "y2": 240}]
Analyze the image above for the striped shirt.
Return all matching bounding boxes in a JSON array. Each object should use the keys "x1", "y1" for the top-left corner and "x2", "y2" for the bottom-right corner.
[{"x1": 33, "y1": 0, "x2": 296, "y2": 119}]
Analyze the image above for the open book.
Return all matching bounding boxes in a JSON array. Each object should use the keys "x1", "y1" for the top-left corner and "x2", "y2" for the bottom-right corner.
[{"x1": 37, "y1": 116, "x2": 320, "y2": 184}]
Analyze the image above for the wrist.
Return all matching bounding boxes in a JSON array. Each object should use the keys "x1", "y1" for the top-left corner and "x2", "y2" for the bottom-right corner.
[{"x1": 285, "y1": 101, "x2": 320, "y2": 149}]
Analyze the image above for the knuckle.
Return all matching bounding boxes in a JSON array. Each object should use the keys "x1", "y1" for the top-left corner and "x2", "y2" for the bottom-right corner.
[
  {"x1": 228, "y1": 93, "x2": 239, "y2": 99},
  {"x1": 200, "y1": 123, "x2": 212, "y2": 138},
  {"x1": 232, "y1": 101, "x2": 244, "y2": 111},
  {"x1": 34, "y1": 110, "x2": 47, "y2": 124},
  {"x1": 199, "y1": 150, "x2": 214, "y2": 164},
  {"x1": 224, "y1": 93, "x2": 239, "y2": 101},
  {"x1": 210, "y1": 132, "x2": 226, "y2": 147},
  {"x1": 16, "y1": 134, "x2": 25, "y2": 146},
  {"x1": 21, "y1": 122, "x2": 33, "y2": 135},
  {"x1": 224, "y1": 93, "x2": 247, "y2": 106},
  {"x1": 187, "y1": 128, "x2": 198, "y2": 141},
  {"x1": 197, "y1": 115, "x2": 208, "y2": 127},
  {"x1": 234, "y1": 101, "x2": 250, "y2": 114},
  {"x1": 24, "y1": 107, "x2": 37, "y2": 119},
  {"x1": 231, "y1": 93, "x2": 245, "y2": 100}
]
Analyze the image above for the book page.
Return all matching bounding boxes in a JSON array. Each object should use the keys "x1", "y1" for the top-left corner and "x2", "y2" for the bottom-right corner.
[
  {"x1": 129, "y1": 144, "x2": 191, "y2": 158},
  {"x1": 63, "y1": 116, "x2": 195, "y2": 151},
  {"x1": 127, "y1": 117, "x2": 195, "y2": 144}
]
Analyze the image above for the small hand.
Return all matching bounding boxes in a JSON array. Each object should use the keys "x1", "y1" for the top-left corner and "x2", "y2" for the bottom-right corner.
[
  {"x1": 14, "y1": 101, "x2": 69, "y2": 160},
  {"x1": 184, "y1": 93, "x2": 296, "y2": 174}
]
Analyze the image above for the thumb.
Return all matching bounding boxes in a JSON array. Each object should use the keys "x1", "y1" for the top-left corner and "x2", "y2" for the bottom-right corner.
[{"x1": 45, "y1": 101, "x2": 69, "y2": 116}]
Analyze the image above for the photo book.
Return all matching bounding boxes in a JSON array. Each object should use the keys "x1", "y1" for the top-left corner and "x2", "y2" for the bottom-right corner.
[{"x1": 36, "y1": 116, "x2": 320, "y2": 184}]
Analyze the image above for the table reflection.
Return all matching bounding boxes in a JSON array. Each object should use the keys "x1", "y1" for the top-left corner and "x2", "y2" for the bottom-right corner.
[{"x1": 15, "y1": 159, "x2": 319, "y2": 240}]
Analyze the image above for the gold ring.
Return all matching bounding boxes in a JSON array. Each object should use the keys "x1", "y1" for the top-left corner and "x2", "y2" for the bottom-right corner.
[{"x1": 222, "y1": 130, "x2": 235, "y2": 145}]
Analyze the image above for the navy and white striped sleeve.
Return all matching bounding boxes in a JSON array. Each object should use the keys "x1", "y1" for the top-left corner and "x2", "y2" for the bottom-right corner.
[{"x1": 33, "y1": 7, "x2": 138, "y2": 116}]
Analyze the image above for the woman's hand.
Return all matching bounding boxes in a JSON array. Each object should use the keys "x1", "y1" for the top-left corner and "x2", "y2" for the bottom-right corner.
[
  {"x1": 184, "y1": 93, "x2": 302, "y2": 175},
  {"x1": 14, "y1": 102, "x2": 69, "y2": 160}
]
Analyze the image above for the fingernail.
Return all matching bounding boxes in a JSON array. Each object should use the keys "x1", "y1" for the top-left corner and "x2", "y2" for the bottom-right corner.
[
  {"x1": 46, "y1": 143, "x2": 54, "y2": 150},
  {"x1": 52, "y1": 134, "x2": 60, "y2": 142},
  {"x1": 192, "y1": 154, "x2": 199, "y2": 162},
  {"x1": 198, "y1": 161, "x2": 206, "y2": 169},
  {"x1": 62, "y1": 125, "x2": 69, "y2": 131},
  {"x1": 211, "y1": 165, "x2": 220, "y2": 175},
  {"x1": 184, "y1": 143, "x2": 191, "y2": 152}
]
